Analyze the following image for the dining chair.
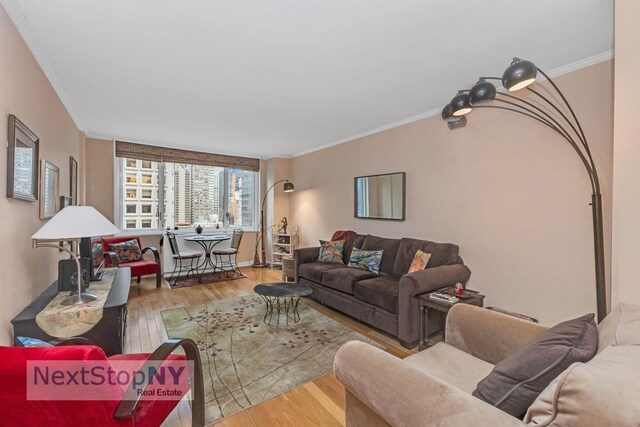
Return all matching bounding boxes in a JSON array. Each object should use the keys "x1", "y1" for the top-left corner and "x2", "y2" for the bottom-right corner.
[
  {"x1": 211, "y1": 229, "x2": 244, "y2": 278},
  {"x1": 166, "y1": 232, "x2": 203, "y2": 285}
]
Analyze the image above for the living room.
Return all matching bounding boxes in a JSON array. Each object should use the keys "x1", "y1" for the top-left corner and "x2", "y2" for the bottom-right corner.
[{"x1": 1, "y1": 1, "x2": 639, "y2": 426}]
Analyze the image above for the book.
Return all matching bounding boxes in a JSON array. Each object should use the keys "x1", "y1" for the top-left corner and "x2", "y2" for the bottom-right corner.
[{"x1": 429, "y1": 292, "x2": 459, "y2": 304}]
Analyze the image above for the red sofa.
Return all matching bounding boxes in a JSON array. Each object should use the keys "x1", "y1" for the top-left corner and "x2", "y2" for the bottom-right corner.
[
  {"x1": 102, "y1": 236, "x2": 162, "y2": 287},
  {"x1": 0, "y1": 338, "x2": 204, "y2": 427}
]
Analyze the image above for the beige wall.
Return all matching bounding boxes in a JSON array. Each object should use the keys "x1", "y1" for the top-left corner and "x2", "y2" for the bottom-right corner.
[
  {"x1": 290, "y1": 61, "x2": 614, "y2": 325},
  {"x1": 0, "y1": 8, "x2": 83, "y2": 344},
  {"x1": 611, "y1": 0, "x2": 640, "y2": 306}
]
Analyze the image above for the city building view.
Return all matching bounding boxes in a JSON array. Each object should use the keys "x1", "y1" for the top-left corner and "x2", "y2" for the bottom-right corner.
[{"x1": 122, "y1": 158, "x2": 255, "y2": 230}]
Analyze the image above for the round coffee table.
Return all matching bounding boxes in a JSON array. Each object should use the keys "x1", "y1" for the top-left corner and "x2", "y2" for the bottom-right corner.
[{"x1": 253, "y1": 283, "x2": 313, "y2": 326}]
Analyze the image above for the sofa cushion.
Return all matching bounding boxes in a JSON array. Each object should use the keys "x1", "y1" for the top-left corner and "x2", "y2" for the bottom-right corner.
[
  {"x1": 597, "y1": 303, "x2": 640, "y2": 353},
  {"x1": 473, "y1": 313, "x2": 598, "y2": 417},
  {"x1": 125, "y1": 260, "x2": 161, "y2": 277},
  {"x1": 404, "y1": 342, "x2": 495, "y2": 394},
  {"x1": 322, "y1": 268, "x2": 377, "y2": 295},
  {"x1": 354, "y1": 276, "x2": 400, "y2": 314},
  {"x1": 393, "y1": 237, "x2": 459, "y2": 276},
  {"x1": 361, "y1": 235, "x2": 401, "y2": 276},
  {"x1": 525, "y1": 345, "x2": 640, "y2": 427},
  {"x1": 298, "y1": 262, "x2": 346, "y2": 283}
]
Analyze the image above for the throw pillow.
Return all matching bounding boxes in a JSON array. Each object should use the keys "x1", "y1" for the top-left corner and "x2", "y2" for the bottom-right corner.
[
  {"x1": 91, "y1": 241, "x2": 104, "y2": 267},
  {"x1": 16, "y1": 336, "x2": 53, "y2": 347},
  {"x1": 318, "y1": 240, "x2": 344, "y2": 263},
  {"x1": 407, "y1": 249, "x2": 432, "y2": 273},
  {"x1": 348, "y1": 248, "x2": 384, "y2": 274},
  {"x1": 109, "y1": 239, "x2": 143, "y2": 263},
  {"x1": 472, "y1": 313, "x2": 598, "y2": 417}
]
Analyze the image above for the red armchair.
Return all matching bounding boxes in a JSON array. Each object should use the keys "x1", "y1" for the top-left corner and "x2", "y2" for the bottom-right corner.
[
  {"x1": 102, "y1": 236, "x2": 162, "y2": 287},
  {"x1": 0, "y1": 338, "x2": 204, "y2": 427}
]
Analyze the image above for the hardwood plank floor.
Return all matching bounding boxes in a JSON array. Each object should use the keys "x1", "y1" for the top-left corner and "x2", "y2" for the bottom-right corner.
[{"x1": 127, "y1": 268, "x2": 416, "y2": 427}]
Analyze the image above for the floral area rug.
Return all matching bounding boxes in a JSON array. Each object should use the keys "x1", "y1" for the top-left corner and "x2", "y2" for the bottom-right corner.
[
  {"x1": 167, "y1": 270, "x2": 246, "y2": 289},
  {"x1": 161, "y1": 294, "x2": 382, "y2": 424}
]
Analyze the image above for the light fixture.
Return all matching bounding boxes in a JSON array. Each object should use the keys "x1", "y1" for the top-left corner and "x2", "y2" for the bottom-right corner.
[
  {"x1": 469, "y1": 80, "x2": 497, "y2": 105},
  {"x1": 32, "y1": 206, "x2": 120, "y2": 305},
  {"x1": 442, "y1": 57, "x2": 607, "y2": 322},
  {"x1": 253, "y1": 180, "x2": 294, "y2": 268},
  {"x1": 502, "y1": 58, "x2": 537, "y2": 92},
  {"x1": 450, "y1": 91, "x2": 473, "y2": 116}
]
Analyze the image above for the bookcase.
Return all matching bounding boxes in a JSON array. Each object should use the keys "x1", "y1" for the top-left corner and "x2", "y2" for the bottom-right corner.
[{"x1": 270, "y1": 230, "x2": 299, "y2": 268}]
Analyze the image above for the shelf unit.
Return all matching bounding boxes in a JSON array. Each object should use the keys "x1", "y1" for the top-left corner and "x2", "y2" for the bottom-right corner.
[{"x1": 270, "y1": 229, "x2": 299, "y2": 268}]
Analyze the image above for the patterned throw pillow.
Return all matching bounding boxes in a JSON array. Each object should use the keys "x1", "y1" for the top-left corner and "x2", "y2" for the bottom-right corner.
[
  {"x1": 318, "y1": 240, "x2": 345, "y2": 263},
  {"x1": 408, "y1": 250, "x2": 432, "y2": 273},
  {"x1": 348, "y1": 248, "x2": 384, "y2": 274},
  {"x1": 91, "y1": 241, "x2": 104, "y2": 267},
  {"x1": 109, "y1": 239, "x2": 143, "y2": 263}
]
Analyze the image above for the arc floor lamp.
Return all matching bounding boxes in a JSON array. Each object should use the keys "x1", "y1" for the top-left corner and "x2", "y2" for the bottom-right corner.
[
  {"x1": 252, "y1": 179, "x2": 294, "y2": 268},
  {"x1": 442, "y1": 58, "x2": 606, "y2": 322}
]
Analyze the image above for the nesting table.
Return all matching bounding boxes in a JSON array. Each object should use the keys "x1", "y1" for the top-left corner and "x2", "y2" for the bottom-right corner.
[{"x1": 253, "y1": 282, "x2": 313, "y2": 326}]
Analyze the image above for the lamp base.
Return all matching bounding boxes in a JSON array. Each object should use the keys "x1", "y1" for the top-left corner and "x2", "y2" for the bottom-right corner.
[
  {"x1": 252, "y1": 263, "x2": 270, "y2": 269},
  {"x1": 61, "y1": 292, "x2": 98, "y2": 306}
]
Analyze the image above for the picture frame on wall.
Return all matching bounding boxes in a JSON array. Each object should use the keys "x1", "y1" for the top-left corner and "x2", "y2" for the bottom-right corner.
[
  {"x1": 7, "y1": 114, "x2": 39, "y2": 202},
  {"x1": 40, "y1": 160, "x2": 59, "y2": 219},
  {"x1": 69, "y1": 156, "x2": 78, "y2": 205},
  {"x1": 60, "y1": 195, "x2": 72, "y2": 209}
]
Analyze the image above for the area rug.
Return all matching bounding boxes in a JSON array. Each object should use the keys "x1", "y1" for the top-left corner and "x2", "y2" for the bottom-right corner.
[
  {"x1": 168, "y1": 270, "x2": 246, "y2": 289},
  {"x1": 161, "y1": 294, "x2": 382, "y2": 424}
]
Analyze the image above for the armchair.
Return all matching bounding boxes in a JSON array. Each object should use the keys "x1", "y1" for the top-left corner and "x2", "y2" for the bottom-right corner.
[
  {"x1": 335, "y1": 303, "x2": 640, "y2": 426},
  {"x1": 102, "y1": 236, "x2": 162, "y2": 287},
  {"x1": 0, "y1": 338, "x2": 204, "y2": 427}
]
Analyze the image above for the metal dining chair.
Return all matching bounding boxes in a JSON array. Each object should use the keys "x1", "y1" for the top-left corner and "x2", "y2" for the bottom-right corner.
[
  {"x1": 166, "y1": 232, "x2": 203, "y2": 285},
  {"x1": 211, "y1": 229, "x2": 244, "y2": 278}
]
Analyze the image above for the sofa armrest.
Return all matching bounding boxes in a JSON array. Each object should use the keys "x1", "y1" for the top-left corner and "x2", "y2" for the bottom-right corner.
[
  {"x1": 397, "y1": 264, "x2": 471, "y2": 344},
  {"x1": 446, "y1": 304, "x2": 549, "y2": 364},
  {"x1": 334, "y1": 341, "x2": 522, "y2": 427},
  {"x1": 400, "y1": 264, "x2": 472, "y2": 298},
  {"x1": 142, "y1": 246, "x2": 161, "y2": 266},
  {"x1": 104, "y1": 251, "x2": 120, "y2": 267},
  {"x1": 293, "y1": 247, "x2": 320, "y2": 282}
]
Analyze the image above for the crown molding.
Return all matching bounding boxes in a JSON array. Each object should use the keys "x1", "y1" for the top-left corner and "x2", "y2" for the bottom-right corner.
[
  {"x1": 1, "y1": 0, "x2": 84, "y2": 130},
  {"x1": 291, "y1": 49, "x2": 614, "y2": 158}
]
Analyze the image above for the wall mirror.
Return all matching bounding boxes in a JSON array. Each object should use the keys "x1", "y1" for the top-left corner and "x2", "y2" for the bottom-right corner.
[
  {"x1": 354, "y1": 172, "x2": 406, "y2": 221},
  {"x1": 40, "y1": 160, "x2": 59, "y2": 219},
  {"x1": 7, "y1": 114, "x2": 39, "y2": 201}
]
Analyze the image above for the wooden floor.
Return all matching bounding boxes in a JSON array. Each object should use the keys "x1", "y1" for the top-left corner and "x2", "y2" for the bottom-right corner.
[{"x1": 127, "y1": 268, "x2": 416, "y2": 427}]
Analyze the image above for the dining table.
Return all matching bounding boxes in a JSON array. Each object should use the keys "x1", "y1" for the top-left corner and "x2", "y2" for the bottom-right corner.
[{"x1": 184, "y1": 234, "x2": 231, "y2": 279}]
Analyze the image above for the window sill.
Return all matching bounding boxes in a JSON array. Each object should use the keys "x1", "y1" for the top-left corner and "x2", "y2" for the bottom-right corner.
[{"x1": 116, "y1": 227, "x2": 258, "y2": 236}]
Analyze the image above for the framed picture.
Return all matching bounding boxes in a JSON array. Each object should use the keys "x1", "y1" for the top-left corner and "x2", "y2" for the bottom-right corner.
[
  {"x1": 40, "y1": 160, "x2": 59, "y2": 219},
  {"x1": 7, "y1": 114, "x2": 39, "y2": 201},
  {"x1": 69, "y1": 156, "x2": 78, "y2": 205},
  {"x1": 60, "y1": 195, "x2": 72, "y2": 209}
]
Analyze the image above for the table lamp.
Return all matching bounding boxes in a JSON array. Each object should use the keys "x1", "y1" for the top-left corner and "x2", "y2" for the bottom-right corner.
[{"x1": 31, "y1": 206, "x2": 120, "y2": 305}]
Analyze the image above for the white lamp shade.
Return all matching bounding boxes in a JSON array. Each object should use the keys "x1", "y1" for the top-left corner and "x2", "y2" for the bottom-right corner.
[{"x1": 32, "y1": 206, "x2": 120, "y2": 240}]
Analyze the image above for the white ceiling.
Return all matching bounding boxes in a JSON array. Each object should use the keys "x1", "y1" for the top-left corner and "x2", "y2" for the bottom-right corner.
[{"x1": 2, "y1": 0, "x2": 613, "y2": 158}]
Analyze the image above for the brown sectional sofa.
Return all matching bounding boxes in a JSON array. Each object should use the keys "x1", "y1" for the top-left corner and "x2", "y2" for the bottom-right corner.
[{"x1": 294, "y1": 233, "x2": 471, "y2": 348}]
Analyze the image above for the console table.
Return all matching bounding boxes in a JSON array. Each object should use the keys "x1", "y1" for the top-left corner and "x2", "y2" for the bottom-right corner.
[{"x1": 11, "y1": 267, "x2": 131, "y2": 356}]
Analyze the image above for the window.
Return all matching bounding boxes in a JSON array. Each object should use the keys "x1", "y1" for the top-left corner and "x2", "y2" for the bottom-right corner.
[
  {"x1": 141, "y1": 160, "x2": 152, "y2": 169},
  {"x1": 126, "y1": 204, "x2": 137, "y2": 214},
  {"x1": 126, "y1": 174, "x2": 137, "y2": 184},
  {"x1": 126, "y1": 159, "x2": 137, "y2": 168},
  {"x1": 117, "y1": 157, "x2": 257, "y2": 230},
  {"x1": 126, "y1": 219, "x2": 137, "y2": 229}
]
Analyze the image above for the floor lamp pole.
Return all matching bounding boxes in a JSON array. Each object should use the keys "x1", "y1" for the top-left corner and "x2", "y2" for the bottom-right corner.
[{"x1": 253, "y1": 180, "x2": 289, "y2": 268}]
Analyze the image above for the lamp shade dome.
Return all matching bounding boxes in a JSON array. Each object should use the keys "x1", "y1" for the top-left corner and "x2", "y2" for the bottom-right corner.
[
  {"x1": 283, "y1": 181, "x2": 294, "y2": 192},
  {"x1": 442, "y1": 104, "x2": 455, "y2": 121},
  {"x1": 32, "y1": 206, "x2": 120, "y2": 240},
  {"x1": 450, "y1": 92, "x2": 472, "y2": 116},
  {"x1": 469, "y1": 81, "x2": 497, "y2": 105},
  {"x1": 502, "y1": 59, "x2": 537, "y2": 92}
]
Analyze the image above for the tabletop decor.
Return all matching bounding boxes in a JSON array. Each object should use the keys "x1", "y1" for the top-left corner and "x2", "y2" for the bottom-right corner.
[
  {"x1": 161, "y1": 294, "x2": 381, "y2": 424},
  {"x1": 7, "y1": 114, "x2": 39, "y2": 202},
  {"x1": 35, "y1": 268, "x2": 117, "y2": 337},
  {"x1": 31, "y1": 206, "x2": 120, "y2": 305},
  {"x1": 442, "y1": 58, "x2": 607, "y2": 322}
]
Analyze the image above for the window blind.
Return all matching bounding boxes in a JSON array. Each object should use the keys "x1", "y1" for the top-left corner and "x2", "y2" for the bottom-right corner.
[{"x1": 115, "y1": 140, "x2": 260, "y2": 172}]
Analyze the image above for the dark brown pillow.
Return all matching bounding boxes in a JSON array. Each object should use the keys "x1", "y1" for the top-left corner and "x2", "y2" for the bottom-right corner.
[{"x1": 472, "y1": 313, "x2": 598, "y2": 417}]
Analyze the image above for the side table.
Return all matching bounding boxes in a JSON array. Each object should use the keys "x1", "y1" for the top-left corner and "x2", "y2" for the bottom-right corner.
[{"x1": 418, "y1": 289, "x2": 485, "y2": 350}]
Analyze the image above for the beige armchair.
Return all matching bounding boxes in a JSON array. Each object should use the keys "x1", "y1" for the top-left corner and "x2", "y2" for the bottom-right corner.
[{"x1": 334, "y1": 303, "x2": 640, "y2": 427}]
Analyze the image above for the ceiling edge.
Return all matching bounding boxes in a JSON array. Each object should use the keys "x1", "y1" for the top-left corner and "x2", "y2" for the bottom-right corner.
[
  {"x1": 291, "y1": 49, "x2": 614, "y2": 159},
  {"x1": 1, "y1": 0, "x2": 84, "y2": 131}
]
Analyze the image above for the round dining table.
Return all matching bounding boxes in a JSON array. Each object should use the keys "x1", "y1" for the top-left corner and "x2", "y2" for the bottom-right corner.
[{"x1": 184, "y1": 234, "x2": 230, "y2": 279}]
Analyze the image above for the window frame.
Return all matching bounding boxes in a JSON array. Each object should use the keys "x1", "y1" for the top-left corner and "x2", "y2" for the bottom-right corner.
[{"x1": 114, "y1": 157, "x2": 260, "y2": 232}]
